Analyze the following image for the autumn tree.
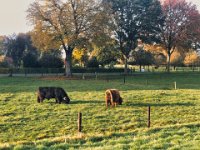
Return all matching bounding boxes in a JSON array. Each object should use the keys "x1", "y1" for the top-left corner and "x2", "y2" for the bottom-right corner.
[
  {"x1": 144, "y1": 44, "x2": 167, "y2": 67},
  {"x1": 159, "y1": 0, "x2": 200, "y2": 72},
  {"x1": 27, "y1": 0, "x2": 108, "y2": 77},
  {"x1": 104, "y1": 0, "x2": 163, "y2": 73},
  {"x1": 0, "y1": 36, "x2": 6, "y2": 55},
  {"x1": 170, "y1": 50, "x2": 184, "y2": 69},
  {"x1": 184, "y1": 50, "x2": 199, "y2": 67}
]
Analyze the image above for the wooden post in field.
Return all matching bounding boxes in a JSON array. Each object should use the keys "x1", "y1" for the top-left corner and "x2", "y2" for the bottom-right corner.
[
  {"x1": 24, "y1": 69, "x2": 27, "y2": 77},
  {"x1": 123, "y1": 74, "x2": 126, "y2": 84},
  {"x1": 41, "y1": 68, "x2": 44, "y2": 77},
  {"x1": 95, "y1": 72, "x2": 97, "y2": 80},
  {"x1": 174, "y1": 81, "x2": 176, "y2": 90},
  {"x1": 148, "y1": 106, "x2": 150, "y2": 128},
  {"x1": 82, "y1": 73, "x2": 85, "y2": 80},
  {"x1": 78, "y1": 112, "x2": 82, "y2": 132}
]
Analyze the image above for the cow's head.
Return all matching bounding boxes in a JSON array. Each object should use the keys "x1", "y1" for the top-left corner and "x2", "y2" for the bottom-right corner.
[
  {"x1": 118, "y1": 97, "x2": 123, "y2": 105},
  {"x1": 63, "y1": 96, "x2": 70, "y2": 104}
]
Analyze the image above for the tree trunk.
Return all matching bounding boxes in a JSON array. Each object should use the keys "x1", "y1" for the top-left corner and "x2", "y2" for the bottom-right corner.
[
  {"x1": 139, "y1": 65, "x2": 142, "y2": 72},
  {"x1": 167, "y1": 53, "x2": 171, "y2": 73},
  {"x1": 64, "y1": 47, "x2": 73, "y2": 77},
  {"x1": 65, "y1": 58, "x2": 72, "y2": 77},
  {"x1": 124, "y1": 57, "x2": 128, "y2": 74}
]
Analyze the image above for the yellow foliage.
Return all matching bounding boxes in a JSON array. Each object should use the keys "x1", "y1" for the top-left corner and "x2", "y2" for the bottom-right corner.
[
  {"x1": 144, "y1": 44, "x2": 166, "y2": 54},
  {"x1": 30, "y1": 21, "x2": 61, "y2": 51},
  {"x1": 73, "y1": 48, "x2": 85, "y2": 60},
  {"x1": 0, "y1": 55, "x2": 4, "y2": 62},
  {"x1": 184, "y1": 51, "x2": 199, "y2": 66},
  {"x1": 170, "y1": 50, "x2": 184, "y2": 64}
]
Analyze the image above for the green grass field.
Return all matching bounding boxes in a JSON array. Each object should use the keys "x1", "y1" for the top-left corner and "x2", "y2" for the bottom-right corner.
[{"x1": 0, "y1": 73, "x2": 200, "y2": 149}]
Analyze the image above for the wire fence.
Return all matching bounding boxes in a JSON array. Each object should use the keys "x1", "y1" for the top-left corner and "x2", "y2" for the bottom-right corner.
[{"x1": 1, "y1": 66, "x2": 200, "y2": 76}]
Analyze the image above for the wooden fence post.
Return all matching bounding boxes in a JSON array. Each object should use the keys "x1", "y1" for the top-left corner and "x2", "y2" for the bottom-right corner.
[
  {"x1": 174, "y1": 81, "x2": 176, "y2": 90},
  {"x1": 82, "y1": 73, "x2": 85, "y2": 80},
  {"x1": 148, "y1": 106, "x2": 150, "y2": 128},
  {"x1": 95, "y1": 72, "x2": 97, "y2": 80},
  {"x1": 78, "y1": 112, "x2": 82, "y2": 133},
  {"x1": 24, "y1": 69, "x2": 27, "y2": 77},
  {"x1": 123, "y1": 74, "x2": 126, "y2": 84}
]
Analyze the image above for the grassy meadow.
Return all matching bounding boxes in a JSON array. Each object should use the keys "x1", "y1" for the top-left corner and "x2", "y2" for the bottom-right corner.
[{"x1": 0, "y1": 72, "x2": 200, "y2": 149}]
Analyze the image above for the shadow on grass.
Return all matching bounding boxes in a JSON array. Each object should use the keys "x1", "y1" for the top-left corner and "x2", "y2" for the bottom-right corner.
[
  {"x1": 4, "y1": 121, "x2": 200, "y2": 150},
  {"x1": 41, "y1": 99, "x2": 103, "y2": 105},
  {"x1": 125, "y1": 102, "x2": 194, "y2": 107},
  {"x1": 70, "y1": 100, "x2": 102, "y2": 105}
]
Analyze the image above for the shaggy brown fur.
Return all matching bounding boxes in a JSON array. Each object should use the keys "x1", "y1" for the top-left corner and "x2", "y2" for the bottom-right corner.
[{"x1": 105, "y1": 89, "x2": 123, "y2": 107}]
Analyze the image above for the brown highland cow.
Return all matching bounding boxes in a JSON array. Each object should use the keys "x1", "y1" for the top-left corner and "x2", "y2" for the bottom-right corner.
[{"x1": 105, "y1": 89, "x2": 123, "y2": 107}]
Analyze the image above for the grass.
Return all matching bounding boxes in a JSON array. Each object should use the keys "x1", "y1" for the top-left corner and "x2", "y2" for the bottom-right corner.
[{"x1": 0, "y1": 72, "x2": 200, "y2": 149}]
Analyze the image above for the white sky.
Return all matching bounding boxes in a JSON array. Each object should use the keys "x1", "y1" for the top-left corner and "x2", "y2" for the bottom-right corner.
[
  {"x1": 0, "y1": 0, "x2": 200, "y2": 36},
  {"x1": 0, "y1": 0, "x2": 35, "y2": 36}
]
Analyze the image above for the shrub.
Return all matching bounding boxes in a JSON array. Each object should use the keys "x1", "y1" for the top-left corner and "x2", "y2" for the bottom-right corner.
[
  {"x1": 86, "y1": 57, "x2": 99, "y2": 68},
  {"x1": 23, "y1": 53, "x2": 40, "y2": 68},
  {"x1": 39, "y1": 54, "x2": 64, "y2": 68}
]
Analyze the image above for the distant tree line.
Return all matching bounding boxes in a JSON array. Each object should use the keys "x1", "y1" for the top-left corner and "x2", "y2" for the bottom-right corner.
[
  {"x1": 0, "y1": 34, "x2": 63, "y2": 68},
  {"x1": 0, "y1": 0, "x2": 200, "y2": 75}
]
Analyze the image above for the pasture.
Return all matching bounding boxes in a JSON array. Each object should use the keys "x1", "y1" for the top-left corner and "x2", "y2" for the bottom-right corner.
[{"x1": 0, "y1": 72, "x2": 200, "y2": 149}]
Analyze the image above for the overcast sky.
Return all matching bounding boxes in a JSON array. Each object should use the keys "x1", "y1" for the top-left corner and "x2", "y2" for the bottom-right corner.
[
  {"x1": 0, "y1": 0, "x2": 34, "y2": 36},
  {"x1": 0, "y1": 0, "x2": 200, "y2": 36}
]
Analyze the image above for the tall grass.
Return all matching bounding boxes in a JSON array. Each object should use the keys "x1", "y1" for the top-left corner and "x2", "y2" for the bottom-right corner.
[{"x1": 0, "y1": 72, "x2": 200, "y2": 149}]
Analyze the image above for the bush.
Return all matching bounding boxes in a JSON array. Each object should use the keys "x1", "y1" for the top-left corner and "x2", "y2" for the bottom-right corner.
[
  {"x1": 39, "y1": 54, "x2": 64, "y2": 68},
  {"x1": 86, "y1": 57, "x2": 99, "y2": 68},
  {"x1": 23, "y1": 53, "x2": 40, "y2": 68},
  {"x1": 0, "y1": 61, "x2": 9, "y2": 68}
]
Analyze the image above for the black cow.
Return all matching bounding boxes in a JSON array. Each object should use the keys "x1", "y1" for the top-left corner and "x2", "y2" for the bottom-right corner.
[{"x1": 37, "y1": 87, "x2": 70, "y2": 104}]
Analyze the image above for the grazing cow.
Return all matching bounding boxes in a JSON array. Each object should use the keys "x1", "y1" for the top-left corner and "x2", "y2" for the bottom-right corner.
[
  {"x1": 105, "y1": 89, "x2": 123, "y2": 107},
  {"x1": 37, "y1": 87, "x2": 70, "y2": 104}
]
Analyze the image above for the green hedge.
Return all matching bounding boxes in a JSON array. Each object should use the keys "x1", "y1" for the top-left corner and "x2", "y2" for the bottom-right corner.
[
  {"x1": 72, "y1": 68, "x2": 125, "y2": 73},
  {"x1": 0, "y1": 67, "x2": 125, "y2": 74}
]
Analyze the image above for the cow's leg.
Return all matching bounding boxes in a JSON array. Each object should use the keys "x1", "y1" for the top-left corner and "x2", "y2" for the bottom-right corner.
[
  {"x1": 105, "y1": 99, "x2": 108, "y2": 107},
  {"x1": 57, "y1": 97, "x2": 62, "y2": 104},
  {"x1": 109, "y1": 100, "x2": 112, "y2": 106},
  {"x1": 37, "y1": 96, "x2": 40, "y2": 103},
  {"x1": 111, "y1": 102, "x2": 116, "y2": 107},
  {"x1": 37, "y1": 95, "x2": 44, "y2": 103},
  {"x1": 40, "y1": 96, "x2": 44, "y2": 102}
]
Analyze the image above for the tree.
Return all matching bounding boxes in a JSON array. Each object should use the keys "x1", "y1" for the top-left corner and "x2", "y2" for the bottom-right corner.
[
  {"x1": 95, "y1": 46, "x2": 119, "y2": 67},
  {"x1": 86, "y1": 56, "x2": 99, "y2": 68},
  {"x1": 23, "y1": 53, "x2": 40, "y2": 68},
  {"x1": 104, "y1": 0, "x2": 163, "y2": 73},
  {"x1": 91, "y1": 37, "x2": 121, "y2": 67},
  {"x1": 4, "y1": 33, "x2": 38, "y2": 68},
  {"x1": 4, "y1": 34, "x2": 24, "y2": 67},
  {"x1": 72, "y1": 48, "x2": 88, "y2": 67},
  {"x1": 27, "y1": 0, "x2": 108, "y2": 77},
  {"x1": 170, "y1": 50, "x2": 184, "y2": 69},
  {"x1": 159, "y1": 0, "x2": 200, "y2": 72},
  {"x1": 184, "y1": 50, "x2": 199, "y2": 67},
  {"x1": 39, "y1": 50, "x2": 64, "y2": 68},
  {"x1": 0, "y1": 36, "x2": 6, "y2": 55},
  {"x1": 144, "y1": 44, "x2": 167, "y2": 67},
  {"x1": 129, "y1": 49, "x2": 154, "y2": 72}
]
